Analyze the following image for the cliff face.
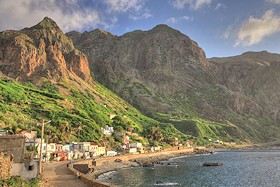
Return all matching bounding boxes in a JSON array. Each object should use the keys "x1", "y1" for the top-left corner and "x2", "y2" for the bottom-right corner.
[
  {"x1": 67, "y1": 25, "x2": 213, "y2": 114},
  {"x1": 0, "y1": 17, "x2": 92, "y2": 83},
  {"x1": 209, "y1": 51, "x2": 280, "y2": 121}
]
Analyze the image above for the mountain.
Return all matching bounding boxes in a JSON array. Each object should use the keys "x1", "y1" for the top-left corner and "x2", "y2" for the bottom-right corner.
[
  {"x1": 67, "y1": 25, "x2": 213, "y2": 115},
  {"x1": 209, "y1": 51, "x2": 280, "y2": 120},
  {"x1": 67, "y1": 27, "x2": 280, "y2": 143},
  {"x1": 0, "y1": 17, "x2": 92, "y2": 84},
  {"x1": 0, "y1": 18, "x2": 188, "y2": 147}
]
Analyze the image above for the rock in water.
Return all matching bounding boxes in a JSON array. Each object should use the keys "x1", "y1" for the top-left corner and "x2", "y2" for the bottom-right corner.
[{"x1": 203, "y1": 162, "x2": 223, "y2": 167}]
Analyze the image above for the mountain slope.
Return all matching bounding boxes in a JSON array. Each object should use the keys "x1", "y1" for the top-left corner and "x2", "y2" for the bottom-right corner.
[
  {"x1": 68, "y1": 27, "x2": 280, "y2": 143},
  {"x1": 67, "y1": 25, "x2": 213, "y2": 116}
]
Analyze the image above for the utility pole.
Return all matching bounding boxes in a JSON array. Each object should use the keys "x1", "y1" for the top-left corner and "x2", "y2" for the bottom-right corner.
[{"x1": 38, "y1": 119, "x2": 51, "y2": 177}]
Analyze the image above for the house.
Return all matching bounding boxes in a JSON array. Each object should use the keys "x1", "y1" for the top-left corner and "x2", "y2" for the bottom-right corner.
[
  {"x1": 46, "y1": 143, "x2": 56, "y2": 153},
  {"x1": 97, "y1": 147, "x2": 106, "y2": 156},
  {"x1": 129, "y1": 148, "x2": 137, "y2": 154},
  {"x1": 0, "y1": 135, "x2": 39, "y2": 179},
  {"x1": 147, "y1": 146, "x2": 162, "y2": 152},
  {"x1": 73, "y1": 142, "x2": 90, "y2": 153},
  {"x1": 20, "y1": 130, "x2": 37, "y2": 142},
  {"x1": 55, "y1": 144, "x2": 63, "y2": 152},
  {"x1": 0, "y1": 130, "x2": 8, "y2": 135},
  {"x1": 101, "y1": 125, "x2": 114, "y2": 136},
  {"x1": 106, "y1": 151, "x2": 117, "y2": 157},
  {"x1": 137, "y1": 147, "x2": 145, "y2": 154},
  {"x1": 129, "y1": 142, "x2": 143, "y2": 148},
  {"x1": 89, "y1": 143, "x2": 98, "y2": 156},
  {"x1": 62, "y1": 144, "x2": 73, "y2": 152}
]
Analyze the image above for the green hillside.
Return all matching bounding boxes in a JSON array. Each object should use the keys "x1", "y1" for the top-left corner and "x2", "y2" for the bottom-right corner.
[{"x1": 0, "y1": 77, "x2": 190, "y2": 147}]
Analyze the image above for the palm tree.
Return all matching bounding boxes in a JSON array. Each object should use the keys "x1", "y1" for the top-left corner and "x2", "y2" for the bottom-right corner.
[{"x1": 76, "y1": 124, "x2": 84, "y2": 141}]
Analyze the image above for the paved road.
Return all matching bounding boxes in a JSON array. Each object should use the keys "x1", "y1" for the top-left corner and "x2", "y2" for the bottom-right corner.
[{"x1": 41, "y1": 161, "x2": 90, "y2": 187}]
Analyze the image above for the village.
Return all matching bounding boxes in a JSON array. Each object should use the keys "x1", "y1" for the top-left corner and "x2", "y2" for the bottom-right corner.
[
  {"x1": 0, "y1": 122, "x2": 226, "y2": 187},
  {"x1": 0, "y1": 124, "x2": 166, "y2": 181},
  {"x1": 21, "y1": 125, "x2": 164, "y2": 162}
]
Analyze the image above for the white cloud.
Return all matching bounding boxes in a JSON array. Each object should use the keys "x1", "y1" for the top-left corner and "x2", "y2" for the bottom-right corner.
[
  {"x1": 215, "y1": 3, "x2": 225, "y2": 10},
  {"x1": 166, "y1": 16, "x2": 193, "y2": 24},
  {"x1": 104, "y1": 0, "x2": 144, "y2": 13},
  {"x1": 266, "y1": 0, "x2": 280, "y2": 4},
  {"x1": 235, "y1": 10, "x2": 280, "y2": 46},
  {"x1": 0, "y1": 0, "x2": 106, "y2": 32},
  {"x1": 172, "y1": 0, "x2": 212, "y2": 10},
  {"x1": 129, "y1": 12, "x2": 152, "y2": 20}
]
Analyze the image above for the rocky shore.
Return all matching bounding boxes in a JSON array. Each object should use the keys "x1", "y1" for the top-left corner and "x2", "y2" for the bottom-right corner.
[{"x1": 91, "y1": 147, "x2": 211, "y2": 179}]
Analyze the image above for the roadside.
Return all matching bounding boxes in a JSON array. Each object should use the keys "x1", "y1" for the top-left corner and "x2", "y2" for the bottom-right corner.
[{"x1": 41, "y1": 161, "x2": 90, "y2": 187}]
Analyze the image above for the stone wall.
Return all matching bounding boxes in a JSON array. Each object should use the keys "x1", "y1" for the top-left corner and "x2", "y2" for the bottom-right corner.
[
  {"x1": 0, "y1": 152, "x2": 13, "y2": 179},
  {"x1": 0, "y1": 135, "x2": 25, "y2": 163}
]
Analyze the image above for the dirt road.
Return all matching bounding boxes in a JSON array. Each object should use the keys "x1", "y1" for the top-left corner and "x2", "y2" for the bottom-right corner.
[{"x1": 41, "y1": 161, "x2": 90, "y2": 187}]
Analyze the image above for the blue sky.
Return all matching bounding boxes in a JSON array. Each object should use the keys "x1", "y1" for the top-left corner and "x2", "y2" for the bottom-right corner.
[{"x1": 1, "y1": 0, "x2": 280, "y2": 57}]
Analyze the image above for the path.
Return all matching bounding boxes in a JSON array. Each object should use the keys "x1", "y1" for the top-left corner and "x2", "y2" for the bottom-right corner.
[{"x1": 41, "y1": 161, "x2": 90, "y2": 187}]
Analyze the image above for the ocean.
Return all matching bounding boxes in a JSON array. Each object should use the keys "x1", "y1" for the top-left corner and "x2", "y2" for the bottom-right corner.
[{"x1": 98, "y1": 150, "x2": 280, "y2": 187}]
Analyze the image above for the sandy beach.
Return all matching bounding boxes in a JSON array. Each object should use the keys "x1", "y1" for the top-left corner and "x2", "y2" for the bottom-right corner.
[{"x1": 90, "y1": 147, "x2": 210, "y2": 179}]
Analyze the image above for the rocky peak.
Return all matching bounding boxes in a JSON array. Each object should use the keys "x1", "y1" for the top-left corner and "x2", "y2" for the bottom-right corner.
[
  {"x1": 0, "y1": 17, "x2": 93, "y2": 84},
  {"x1": 30, "y1": 17, "x2": 61, "y2": 31}
]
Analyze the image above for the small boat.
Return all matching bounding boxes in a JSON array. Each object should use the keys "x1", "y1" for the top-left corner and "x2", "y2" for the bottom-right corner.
[{"x1": 154, "y1": 181, "x2": 179, "y2": 186}]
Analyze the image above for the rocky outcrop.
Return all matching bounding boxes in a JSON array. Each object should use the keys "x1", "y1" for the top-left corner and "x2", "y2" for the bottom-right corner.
[{"x1": 0, "y1": 17, "x2": 93, "y2": 84}]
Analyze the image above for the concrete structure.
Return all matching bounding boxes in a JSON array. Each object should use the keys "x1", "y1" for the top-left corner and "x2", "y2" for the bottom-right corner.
[
  {"x1": 129, "y1": 148, "x2": 137, "y2": 154},
  {"x1": 0, "y1": 130, "x2": 8, "y2": 135},
  {"x1": 73, "y1": 142, "x2": 90, "y2": 153},
  {"x1": 20, "y1": 130, "x2": 37, "y2": 142},
  {"x1": 129, "y1": 142, "x2": 143, "y2": 148},
  {"x1": 63, "y1": 144, "x2": 73, "y2": 152},
  {"x1": 97, "y1": 147, "x2": 106, "y2": 156},
  {"x1": 0, "y1": 135, "x2": 25, "y2": 163},
  {"x1": 56, "y1": 144, "x2": 63, "y2": 152},
  {"x1": 101, "y1": 125, "x2": 114, "y2": 136},
  {"x1": 11, "y1": 160, "x2": 39, "y2": 179},
  {"x1": 89, "y1": 143, "x2": 98, "y2": 156},
  {"x1": 106, "y1": 151, "x2": 117, "y2": 157}
]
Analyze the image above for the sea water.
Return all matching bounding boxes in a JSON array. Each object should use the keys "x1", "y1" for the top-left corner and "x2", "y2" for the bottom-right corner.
[{"x1": 98, "y1": 150, "x2": 280, "y2": 187}]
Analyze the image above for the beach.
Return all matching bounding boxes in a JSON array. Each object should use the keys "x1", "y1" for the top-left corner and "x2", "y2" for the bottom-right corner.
[{"x1": 91, "y1": 147, "x2": 210, "y2": 179}]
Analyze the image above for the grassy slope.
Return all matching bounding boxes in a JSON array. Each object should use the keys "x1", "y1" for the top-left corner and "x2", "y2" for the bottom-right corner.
[{"x1": 0, "y1": 77, "x2": 188, "y2": 147}]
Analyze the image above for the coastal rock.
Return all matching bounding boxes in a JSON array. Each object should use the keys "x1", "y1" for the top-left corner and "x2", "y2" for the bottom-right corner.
[{"x1": 202, "y1": 162, "x2": 223, "y2": 167}]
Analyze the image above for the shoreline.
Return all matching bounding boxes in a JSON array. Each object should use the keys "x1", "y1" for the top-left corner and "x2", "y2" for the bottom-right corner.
[{"x1": 91, "y1": 147, "x2": 210, "y2": 180}]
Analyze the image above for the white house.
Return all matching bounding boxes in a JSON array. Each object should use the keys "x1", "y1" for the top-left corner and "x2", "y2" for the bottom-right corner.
[
  {"x1": 101, "y1": 125, "x2": 114, "y2": 136},
  {"x1": 89, "y1": 143, "x2": 98, "y2": 156},
  {"x1": 129, "y1": 148, "x2": 137, "y2": 154},
  {"x1": 62, "y1": 144, "x2": 73, "y2": 152},
  {"x1": 97, "y1": 147, "x2": 106, "y2": 156},
  {"x1": 129, "y1": 142, "x2": 143, "y2": 148},
  {"x1": 106, "y1": 151, "x2": 117, "y2": 157},
  {"x1": 73, "y1": 142, "x2": 90, "y2": 152}
]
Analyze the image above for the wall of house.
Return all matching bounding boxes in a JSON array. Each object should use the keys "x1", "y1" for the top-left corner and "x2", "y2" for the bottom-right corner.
[
  {"x1": 0, "y1": 152, "x2": 13, "y2": 179},
  {"x1": 11, "y1": 160, "x2": 39, "y2": 179},
  {"x1": 0, "y1": 135, "x2": 25, "y2": 163}
]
